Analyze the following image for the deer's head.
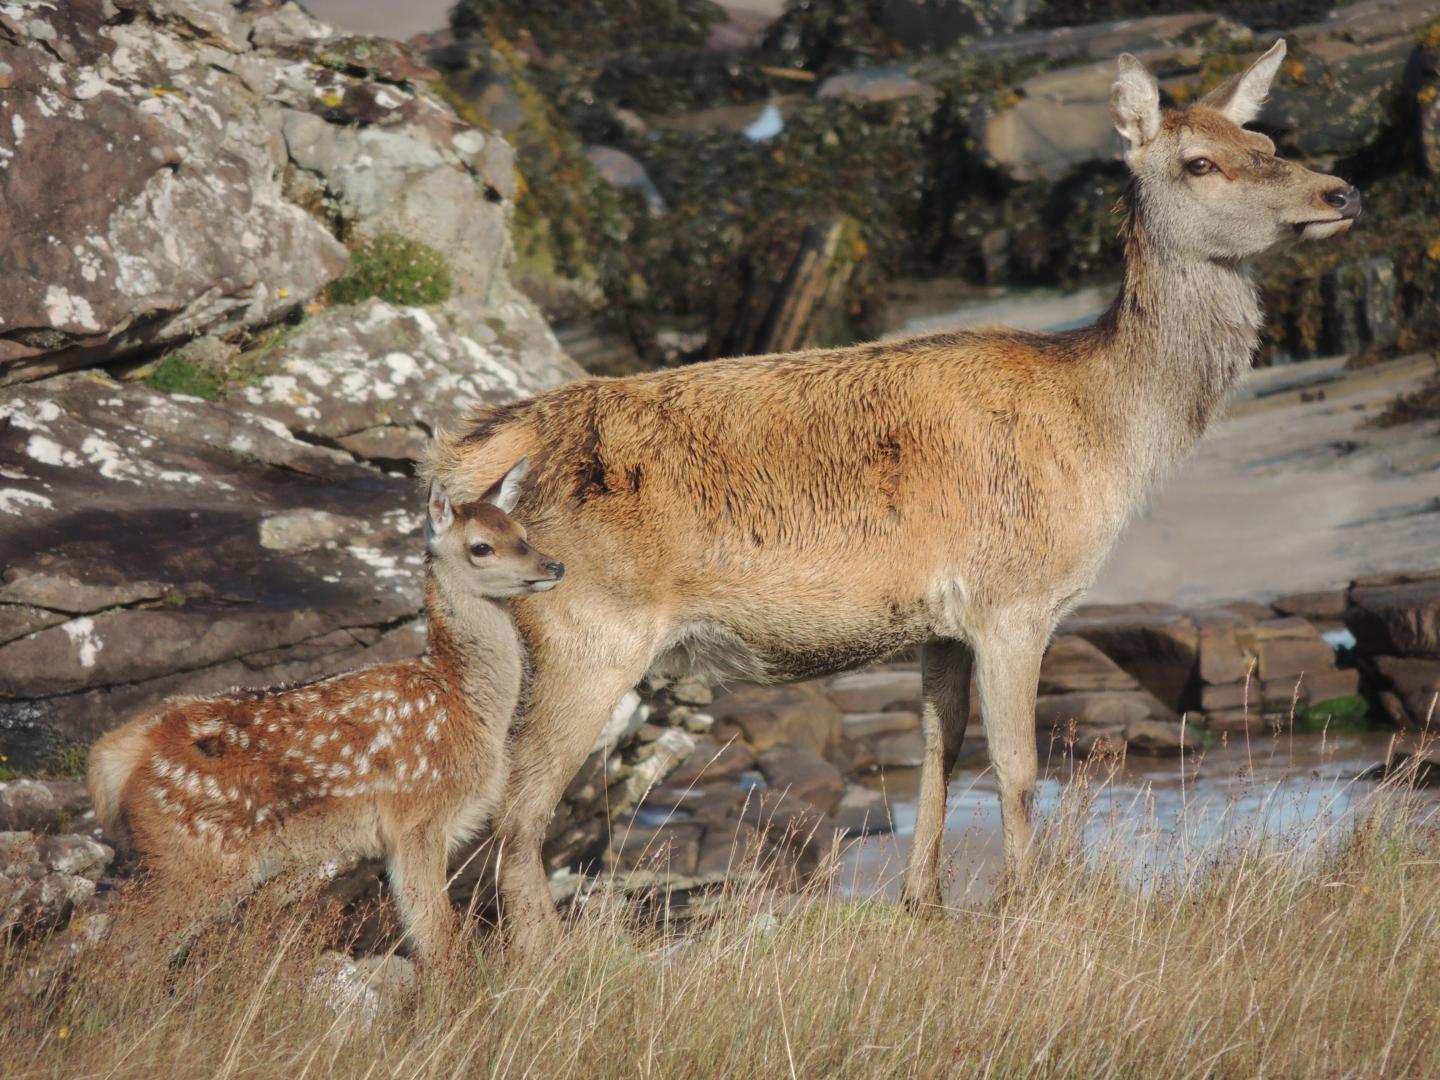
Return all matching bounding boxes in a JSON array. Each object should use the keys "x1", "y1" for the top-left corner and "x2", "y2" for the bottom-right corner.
[
  {"x1": 1111, "y1": 41, "x2": 1360, "y2": 261},
  {"x1": 426, "y1": 460, "x2": 565, "y2": 599}
]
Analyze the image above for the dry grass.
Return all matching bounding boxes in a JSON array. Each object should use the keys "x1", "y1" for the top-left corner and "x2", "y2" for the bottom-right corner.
[{"x1": 4, "y1": 769, "x2": 1440, "y2": 1078}]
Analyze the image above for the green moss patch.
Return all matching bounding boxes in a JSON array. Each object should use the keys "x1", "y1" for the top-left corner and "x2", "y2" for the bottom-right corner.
[{"x1": 329, "y1": 233, "x2": 454, "y2": 307}]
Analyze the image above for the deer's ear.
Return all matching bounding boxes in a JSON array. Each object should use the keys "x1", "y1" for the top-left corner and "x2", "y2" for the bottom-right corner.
[
  {"x1": 1201, "y1": 39, "x2": 1286, "y2": 126},
  {"x1": 427, "y1": 479, "x2": 455, "y2": 538},
  {"x1": 482, "y1": 457, "x2": 529, "y2": 515},
  {"x1": 1111, "y1": 54, "x2": 1161, "y2": 152}
]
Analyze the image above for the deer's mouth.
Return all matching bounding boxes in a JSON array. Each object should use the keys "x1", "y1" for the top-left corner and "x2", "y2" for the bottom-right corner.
[
  {"x1": 526, "y1": 578, "x2": 561, "y2": 592},
  {"x1": 1293, "y1": 219, "x2": 1353, "y2": 240}
]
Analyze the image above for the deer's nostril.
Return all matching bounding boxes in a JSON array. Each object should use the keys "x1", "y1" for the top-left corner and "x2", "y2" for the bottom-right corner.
[
  {"x1": 545, "y1": 561, "x2": 565, "y2": 579},
  {"x1": 1323, "y1": 185, "x2": 1361, "y2": 217}
]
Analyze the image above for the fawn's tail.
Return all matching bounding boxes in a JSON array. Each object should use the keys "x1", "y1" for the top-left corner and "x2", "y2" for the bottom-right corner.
[{"x1": 87, "y1": 718, "x2": 154, "y2": 840}]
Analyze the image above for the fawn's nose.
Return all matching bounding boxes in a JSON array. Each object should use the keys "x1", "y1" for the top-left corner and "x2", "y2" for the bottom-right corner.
[
  {"x1": 1323, "y1": 185, "x2": 1362, "y2": 219},
  {"x1": 544, "y1": 561, "x2": 565, "y2": 579}
]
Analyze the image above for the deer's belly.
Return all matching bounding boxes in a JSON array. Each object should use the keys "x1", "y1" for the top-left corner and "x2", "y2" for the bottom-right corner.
[{"x1": 649, "y1": 604, "x2": 931, "y2": 685}]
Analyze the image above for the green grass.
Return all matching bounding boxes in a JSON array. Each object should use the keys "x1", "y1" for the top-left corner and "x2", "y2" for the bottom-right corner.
[
  {"x1": 1295, "y1": 694, "x2": 1374, "y2": 733},
  {"x1": 329, "y1": 233, "x2": 453, "y2": 307},
  {"x1": 142, "y1": 354, "x2": 227, "y2": 401}
]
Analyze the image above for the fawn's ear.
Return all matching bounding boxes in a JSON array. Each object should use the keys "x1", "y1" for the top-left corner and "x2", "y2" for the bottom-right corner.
[
  {"x1": 427, "y1": 479, "x2": 455, "y2": 538},
  {"x1": 1200, "y1": 39, "x2": 1285, "y2": 126},
  {"x1": 1111, "y1": 53, "x2": 1161, "y2": 153},
  {"x1": 482, "y1": 457, "x2": 529, "y2": 515}
]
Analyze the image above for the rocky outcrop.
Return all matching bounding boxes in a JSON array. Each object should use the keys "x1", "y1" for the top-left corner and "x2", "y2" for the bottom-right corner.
[{"x1": 1347, "y1": 570, "x2": 1440, "y2": 725}]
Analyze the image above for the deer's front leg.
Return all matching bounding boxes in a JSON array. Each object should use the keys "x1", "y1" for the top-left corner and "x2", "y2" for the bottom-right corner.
[
  {"x1": 902, "y1": 638, "x2": 974, "y2": 911},
  {"x1": 973, "y1": 615, "x2": 1048, "y2": 873}
]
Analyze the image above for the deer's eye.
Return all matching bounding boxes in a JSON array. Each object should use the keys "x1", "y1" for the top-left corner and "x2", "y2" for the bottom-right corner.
[
  {"x1": 1185, "y1": 157, "x2": 1215, "y2": 176},
  {"x1": 469, "y1": 542, "x2": 493, "y2": 558}
]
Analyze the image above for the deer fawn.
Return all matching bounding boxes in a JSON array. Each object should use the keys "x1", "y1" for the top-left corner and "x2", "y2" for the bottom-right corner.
[
  {"x1": 426, "y1": 40, "x2": 1360, "y2": 953},
  {"x1": 87, "y1": 460, "x2": 564, "y2": 961}
]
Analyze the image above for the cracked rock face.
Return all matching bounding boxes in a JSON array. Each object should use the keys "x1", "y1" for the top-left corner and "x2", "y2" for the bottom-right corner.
[
  {"x1": 0, "y1": 0, "x2": 566, "y2": 387},
  {"x1": 0, "y1": 373, "x2": 428, "y2": 758}
]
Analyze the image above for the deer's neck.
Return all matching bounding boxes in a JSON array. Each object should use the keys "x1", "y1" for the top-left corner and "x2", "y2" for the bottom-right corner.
[
  {"x1": 423, "y1": 575, "x2": 524, "y2": 722},
  {"x1": 1096, "y1": 190, "x2": 1261, "y2": 483}
]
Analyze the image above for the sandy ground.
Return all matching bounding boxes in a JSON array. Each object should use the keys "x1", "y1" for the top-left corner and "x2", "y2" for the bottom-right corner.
[{"x1": 1091, "y1": 353, "x2": 1440, "y2": 606}]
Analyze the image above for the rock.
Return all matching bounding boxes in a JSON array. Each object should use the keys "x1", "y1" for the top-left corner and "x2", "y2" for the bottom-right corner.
[
  {"x1": 0, "y1": 0, "x2": 347, "y2": 385},
  {"x1": 979, "y1": 60, "x2": 1118, "y2": 184},
  {"x1": 825, "y1": 669, "x2": 922, "y2": 715},
  {"x1": 232, "y1": 300, "x2": 574, "y2": 461},
  {"x1": 1249, "y1": 618, "x2": 1339, "y2": 681},
  {"x1": 607, "y1": 822, "x2": 703, "y2": 876},
  {"x1": 756, "y1": 745, "x2": 845, "y2": 815},
  {"x1": 708, "y1": 682, "x2": 842, "y2": 757},
  {"x1": 36, "y1": 834, "x2": 112, "y2": 881},
  {"x1": 585, "y1": 146, "x2": 666, "y2": 214},
  {"x1": 831, "y1": 785, "x2": 894, "y2": 836},
  {"x1": 1271, "y1": 589, "x2": 1348, "y2": 628},
  {"x1": 968, "y1": 13, "x2": 1251, "y2": 67},
  {"x1": 1035, "y1": 690, "x2": 1177, "y2": 731},
  {"x1": 1038, "y1": 635, "x2": 1141, "y2": 695},
  {"x1": 841, "y1": 711, "x2": 920, "y2": 739},
  {"x1": 1321, "y1": 258, "x2": 1399, "y2": 356},
  {"x1": 1346, "y1": 576, "x2": 1440, "y2": 657},
  {"x1": 1418, "y1": 45, "x2": 1440, "y2": 176},
  {"x1": 311, "y1": 952, "x2": 417, "y2": 1020},
  {"x1": 1064, "y1": 608, "x2": 1199, "y2": 713},
  {"x1": 669, "y1": 676, "x2": 713, "y2": 707},
  {"x1": 0, "y1": 780, "x2": 59, "y2": 833},
  {"x1": 873, "y1": 730, "x2": 926, "y2": 769},
  {"x1": 695, "y1": 821, "x2": 764, "y2": 877},
  {"x1": 1122, "y1": 719, "x2": 1200, "y2": 756},
  {"x1": 0, "y1": 830, "x2": 109, "y2": 936},
  {"x1": 665, "y1": 736, "x2": 755, "y2": 787},
  {"x1": 817, "y1": 66, "x2": 935, "y2": 104},
  {"x1": 1371, "y1": 656, "x2": 1440, "y2": 726},
  {"x1": 1195, "y1": 609, "x2": 1258, "y2": 687}
]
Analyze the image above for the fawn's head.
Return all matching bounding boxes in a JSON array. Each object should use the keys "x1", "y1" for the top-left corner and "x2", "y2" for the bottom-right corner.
[
  {"x1": 426, "y1": 459, "x2": 565, "y2": 599},
  {"x1": 1111, "y1": 40, "x2": 1360, "y2": 262}
]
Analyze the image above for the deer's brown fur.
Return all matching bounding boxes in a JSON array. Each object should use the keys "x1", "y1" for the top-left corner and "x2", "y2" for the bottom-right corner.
[
  {"x1": 426, "y1": 41, "x2": 1360, "y2": 953},
  {"x1": 88, "y1": 466, "x2": 563, "y2": 961}
]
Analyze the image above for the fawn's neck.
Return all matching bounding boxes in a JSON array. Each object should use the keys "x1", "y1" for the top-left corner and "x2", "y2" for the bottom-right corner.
[
  {"x1": 1094, "y1": 188, "x2": 1261, "y2": 485},
  {"x1": 422, "y1": 575, "x2": 524, "y2": 722}
]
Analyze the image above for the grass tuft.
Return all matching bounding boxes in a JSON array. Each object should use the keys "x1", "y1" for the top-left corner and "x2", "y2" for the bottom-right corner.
[
  {"x1": 4, "y1": 767, "x2": 1440, "y2": 1076},
  {"x1": 329, "y1": 233, "x2": 454, "y2": 308}
]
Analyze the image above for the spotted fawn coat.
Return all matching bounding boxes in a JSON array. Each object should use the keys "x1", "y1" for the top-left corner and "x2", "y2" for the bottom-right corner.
[{"x1": 88, "y1": 462, "x2": 564, "y2": 960}]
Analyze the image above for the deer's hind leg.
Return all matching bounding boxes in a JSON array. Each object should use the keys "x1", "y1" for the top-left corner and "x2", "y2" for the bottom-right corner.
[{"x1": 902, "y1": 638, "x2": 974, "y2": 911}]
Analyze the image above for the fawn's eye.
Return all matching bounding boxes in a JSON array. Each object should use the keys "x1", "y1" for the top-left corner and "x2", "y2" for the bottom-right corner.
[
  {"x1": 469, "y1": 542, "x2": 493, "y2": 558},
  {"x1": 1185, "y1": 157, "x2": 1215, "y2": 176}
]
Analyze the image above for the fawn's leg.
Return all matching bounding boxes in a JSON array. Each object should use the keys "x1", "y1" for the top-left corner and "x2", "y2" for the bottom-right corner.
[
  {"x1": 973, "y1": 613, "x2": 1049, "y2": 873},
  {"x1": 902, "y1": 638, "x2": 974, "y2": 910}
]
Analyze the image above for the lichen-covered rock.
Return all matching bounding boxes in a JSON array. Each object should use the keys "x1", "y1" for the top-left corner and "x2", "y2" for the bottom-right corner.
[
  {"x1": 0, "y1": 829, "x2": 113, "y2": 936},
  {"x1": 0, "y1": 373, "x2": 425, "y2": 760},
  {"x1": 0, "y1": 0, "x2": 347, "y2": 384},
  {"x1": 225, "y1": 299, "x2": 573, "y2": 465},
  {"x1": 0, "y1": 0, "x2": 566, "y2": 387}
]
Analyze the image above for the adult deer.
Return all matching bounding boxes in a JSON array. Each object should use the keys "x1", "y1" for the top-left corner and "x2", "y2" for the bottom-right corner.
[{"x1": 428, "y1": 41, "x2": 1359, "y2": 953}]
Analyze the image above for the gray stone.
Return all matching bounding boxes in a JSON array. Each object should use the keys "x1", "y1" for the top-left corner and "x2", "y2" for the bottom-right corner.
[
  {"x1": 37, "y1": 834, "x2": 112, "y2": 881},
  {"x1": 0, "y1": 781, "x2": 59, "y2": 833},
  {"x1": 311, "y1": 952, "x2": 418, "y2": 1020},
  {"x1": 1372, "y1": 656, "x2": 1440, "y2": 727},
  {"x1": 825, "y1": 669, "x2": 922, "y2": 715},
  {"x1": 1035, "y1": 690, "x2": 1177, "y2": 731},
  {"x1": 1122, "y1": 719, "x2": 1200, "y2": 756},
  {"x1": 873, "y1": 730, "x2": 926, "y2": 769},
  {"x1": 585, "y1": 145, "x2": 666, "y2": 214},
  {"x1": 817, "y1": 66, "x2": 935, "y2": 105},
  {"x1": 1063, "y1": 608, "x2": 1199, "y2": 713},
  {"x1": 1347, "y1": 577, "x2": 1440, "y2": 657},
  {"x1": 1039, "y1": 635, "x2": 1141, "y2": 695},
  {"x1": 841, "y1": 711, "x2": 919, "y2": 739},
  {"x1": 756, "y1": 744, "x2": 845, "y2": 815},
  {"x1": 831, "y1": 785, "x2": 894, "y2": 837},
  {"x1": 1322, "y1": 258, "x2": 1399, "y2": 355}
]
